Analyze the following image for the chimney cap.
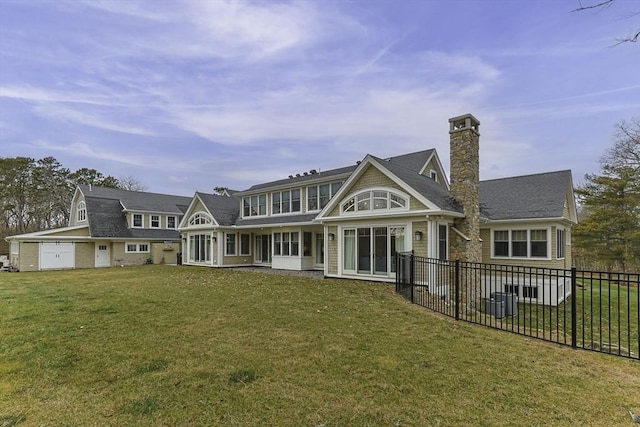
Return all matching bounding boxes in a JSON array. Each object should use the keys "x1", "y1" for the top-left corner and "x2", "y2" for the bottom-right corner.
[{"x1": 449, "y1": 113, "x2": 480, "y2": 134}]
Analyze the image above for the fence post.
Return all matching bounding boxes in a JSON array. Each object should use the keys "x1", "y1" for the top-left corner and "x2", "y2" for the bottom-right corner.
[
  {"x1": 455, "y1": 259, "x2": 460, "y2": 321},
  {"x1": 410, "y1": 253, "x2": 415, "y2": 303},
  {"x1": 571, "y1": 267, "x2": 577, "y2": 349}
]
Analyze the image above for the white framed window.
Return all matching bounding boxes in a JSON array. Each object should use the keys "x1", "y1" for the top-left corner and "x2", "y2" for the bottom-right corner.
[
  {"x1": 341, "y1": 189, "x2": 408, "y2": 214},
  {"x1": 429, "y1": 170, "x2": 438, "y2": 182},
  {"x1": 225, "y1": 233, "x2": 236, "y2": 256},
  {"x1": 438, "y1": 224, "x2": 448, "y2": 261},
  {"x1": 150, "y1": 215, "x2": 160, "y2": 228},
  {"x1": 307, "y1": 181, "x2": 343, "y2": 211},
  {"x1": 243, "y1": 194, "x2": 267, "y2": 217},
  {"x1": 272, "y1": 189, "x2": 301, "y2": 215},
  {"x1": 492, "y1": 229, "x2": 550, "y2": 259},
  {"x1": 167, "y1": 216, "x2": 177, "y2": 229},
  {"x1": 189, "y1": 212, "x2": 213, "y2": 226},
  {"x1": 240, "y1": 233, "x2": 251, "y2": 256},
  {"x1": 125, "y1": 242, "x2": 150, "y2": 253},
  {"x1": 77, "y1": 201, "x2": 87, "y2": 222},
  {"x1": 132, "y1": 213, "x2": 143, "y2": 228},
  {"x1": 273, "y1": 232, "x2": 299, "y2": 256},
  {"x1": 342, "y1": 225, "x2": 405, "y2": 275},
  {"x1": 556, "y1": 228, "x2": 566, "y2": 259},
  {"x1": 189, "y1": 234, "x2": 211, "y2": 263}
]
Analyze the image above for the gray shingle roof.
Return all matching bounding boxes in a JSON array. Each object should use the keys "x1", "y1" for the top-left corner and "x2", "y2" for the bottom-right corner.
[
  {"x1": 479, "y1": 170, "x2": 572, "y2": 220},
  {"x1": 81, "y1": 185, "x2": 190, "y2": 240},
  {"x1": 242, "y1": 165, "x2": 357, "y2": 193},
  {"x1": 79, "y1": 185, "x2": 191, "y2": 214},
  {"x1": 385, "y1": 149, "x2": 435, "y2": 173},
  {"x1": 195, "y1": 192, "x2": 240, "y2": 226},
  {"x1": 371, "y1": 155, "x2": 462, "y2": 213}
]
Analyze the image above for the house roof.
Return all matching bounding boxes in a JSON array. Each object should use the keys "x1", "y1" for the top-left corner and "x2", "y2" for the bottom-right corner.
[
  {"x1": 384, "y1": 149, "x2": 435, "y2": 173},
  {"x1": 78, "y1": 185, "x2": 192, "y2": 214},
  {"x1": 194, "y1": 192, "x2": 240, "y2": 226},
  {"x1": 79, "y1": 185, "x2": 190, "y2": 240},
  {"x1": 239, "y1": 149, "x2": 438, "y2": 196},
  {"x1": 479, "y1": 170, "x2": 573, "y2": 221},
  {"x1": 241, "y1": 165, "x2": 357, "y2": 193},
  {"x1": 372, "y1": 155, "x2": 462, "y2": 213},
  {"x1": 84, "y1": 196, "x2": 181, "y2": 239}
]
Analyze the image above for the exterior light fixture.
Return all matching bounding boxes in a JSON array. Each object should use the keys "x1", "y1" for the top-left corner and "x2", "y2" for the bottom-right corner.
[
  {"x1": 414, "y1": 231, "x2": 423, "y2": 241},
  {"x1": 328, "y1": 233, "x2": 335, "y2": 241}
]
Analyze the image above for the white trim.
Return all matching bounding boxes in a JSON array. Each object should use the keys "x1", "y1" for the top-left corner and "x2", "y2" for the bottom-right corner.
[
  {"x1": 125, "y1": 242, "x2": 150, "y2": 253},
  {"x1": 225, "y1": 232, "x2": 237, "y2": 256},
  {"x1": 270, "y1": 188, "x2": 303, "y2": 216},
  {"x1": 339, "y1": 187, "x2": 410, "y2": 215},
  {"x1": 77, "y1": 201, "x2": 87, "y2": 222},
  {"x1": 451, "y1": 226, "x2": 471, "y2": 241},
  {"x1": 166, "y1": 215, "x2": 177, "y2": 229},
  {"x1": 490, "y1": 227, "x2": 552, "y2": 260},
  {"x1": 150, "y1": 214, "x2": 161, "y2": 229},
  {"x1": 132, "y1": 213, "x2": 144, "y2": 228},
  {"x1": 5, "y1": 224, "x2": 90, "y2": 240}
]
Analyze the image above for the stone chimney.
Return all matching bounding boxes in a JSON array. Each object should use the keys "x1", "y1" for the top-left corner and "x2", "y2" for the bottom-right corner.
[{"x1": 449, "y1": 113, "x2": 482, "y2": 263}]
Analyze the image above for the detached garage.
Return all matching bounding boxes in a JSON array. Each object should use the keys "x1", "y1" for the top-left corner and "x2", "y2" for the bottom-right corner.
[{"x1": 39, "y1": 242, "x2": 75, "y2": 270}]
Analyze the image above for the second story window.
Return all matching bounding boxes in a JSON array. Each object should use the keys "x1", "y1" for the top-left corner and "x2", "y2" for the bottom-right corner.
[
  {"x1": 341, "y1": 189, "x2": 408, "y2": 214},
  {"x1": 189, "y1": 212, "x2": 213, "y2": 226},
  {"x1": 308, "y1": 181, "x2": 343, "y2": 211},
  {"x1": 77, "y1": 201, "x2": 87, "y2": 222},
  {"x1": 133, "y1": 213, "x2": 143, "y2": 228},
  {"x1": 167, "y1": 216, "x2": 176, "y2": 229},
  {"x1": 243, "y1": 194, "x2": 267, "y2": 217},
  {"x1": 272, "y1": 189, "x2": 301, "y2": 214},
  {"x1": 150, "y1": 215, "x2": 160, "y2": 228}
]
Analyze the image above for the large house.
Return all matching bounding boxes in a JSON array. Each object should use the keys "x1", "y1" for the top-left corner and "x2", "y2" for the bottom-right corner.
[{"x1": 6, "y1": 114, "x2": 578, "y2": 286}]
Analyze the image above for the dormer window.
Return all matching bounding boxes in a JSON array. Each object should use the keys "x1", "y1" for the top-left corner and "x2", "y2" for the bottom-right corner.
[
  {"x1": 243, "y1": 194, "x2": 267, "y2": 217},
  {"x1": 341, "y1": 189, "x2": 408, "y2": 214},
  {"x1": 189, "y1": 212, "x2": 213, "y2": 226},
  {"x1": 430, "y1": 170, "x2": 438, "y2": 181},
  {"x1": 132, "y1": 213, "x2": 143, "y2": 228},
  {"x1": 77, "y1": 201, "x2": 87, "y2": 222}
]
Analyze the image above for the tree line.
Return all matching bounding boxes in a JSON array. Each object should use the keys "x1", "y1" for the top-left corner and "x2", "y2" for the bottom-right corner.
[
  {"x1": 0, "y1": 157, "x2": 145, "y2": 254},
  {"x1": 1, "y1": 118, "x2": 638, "y2": 272},
  {"x1": 573, "y1": 118, "x2": 640, "y2": 272}
]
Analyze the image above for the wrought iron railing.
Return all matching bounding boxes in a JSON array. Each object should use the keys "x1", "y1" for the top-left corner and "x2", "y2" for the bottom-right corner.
[{"x1": 395, "y1": 253, "x2": 639, "y2": 360}]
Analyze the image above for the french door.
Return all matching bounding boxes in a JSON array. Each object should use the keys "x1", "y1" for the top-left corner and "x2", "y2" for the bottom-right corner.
[
  {"x1": 255, "y1": 235, "x2": 272, "y2": 263},
  {"x1": 345, "y1": 226, "x2": 404, "y2": 277}
]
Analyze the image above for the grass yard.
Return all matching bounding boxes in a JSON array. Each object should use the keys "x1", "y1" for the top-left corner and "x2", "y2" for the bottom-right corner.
[{"x1": 1, "y1": 266, "x2": 639, "y2": 426}]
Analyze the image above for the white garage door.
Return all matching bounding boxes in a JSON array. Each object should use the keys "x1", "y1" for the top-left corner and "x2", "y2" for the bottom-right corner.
[{"x1": 40, "y1": 242, "x2": 75, "y2": 270}]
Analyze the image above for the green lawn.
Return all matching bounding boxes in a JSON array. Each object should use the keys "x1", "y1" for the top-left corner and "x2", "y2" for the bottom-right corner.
[
  {"x1": 1, "y1": 266, "x2": 639, "y2": 426},
  {"x1": 489, "y1": 281, "x2": 639, "y2": 357}
]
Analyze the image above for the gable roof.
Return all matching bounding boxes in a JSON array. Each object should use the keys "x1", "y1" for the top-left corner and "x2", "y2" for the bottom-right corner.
[
  {"x1": 372, "y1": 155, "x2": 462, "y2": 213},
  {"x1": 78, "y1": 185, "x2": 192, "y2": 214},
  {"x1": 194, "y1": 192, "x2": 240, "y2": 226},
  {"x1": 479, "y1": 170, "x2": 575, "y2": 221},
  {"x1": 385, "y1": 149, "x2": 435, "y2": 173},
  {"x1": 78, "y1": 185, "x2": 190, "y2": 240}
]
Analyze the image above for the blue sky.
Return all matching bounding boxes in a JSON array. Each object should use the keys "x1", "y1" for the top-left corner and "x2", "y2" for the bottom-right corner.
[{"x1": 1, "y1": 0, "x2": 638, "y2": 196}]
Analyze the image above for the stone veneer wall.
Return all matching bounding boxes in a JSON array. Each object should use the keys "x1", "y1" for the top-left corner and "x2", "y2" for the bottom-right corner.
[{"x1": 449, "y1": 114, "x2": 482, "y2": 264}]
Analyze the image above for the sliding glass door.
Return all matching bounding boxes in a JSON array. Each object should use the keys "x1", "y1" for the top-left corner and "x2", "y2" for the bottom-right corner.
[{"x1": 344, "y1": 226, "x2": 404, "y2": 277}]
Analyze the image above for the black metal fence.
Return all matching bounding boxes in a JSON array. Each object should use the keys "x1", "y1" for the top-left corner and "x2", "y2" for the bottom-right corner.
[{"x1": 396, "y1": 252, "x2": 640, "y2": 360}]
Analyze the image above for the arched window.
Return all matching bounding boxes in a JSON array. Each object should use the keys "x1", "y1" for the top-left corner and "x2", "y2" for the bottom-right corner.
[
  {"x1": 77, "y1": 201, "x2": 87, "y2": 222},
  {"x1": 341, "y1": 189, "x2": 408, "y2": 214},
  {"x1": 188, "y1": 212, "x2": 213, "y2": 226}
]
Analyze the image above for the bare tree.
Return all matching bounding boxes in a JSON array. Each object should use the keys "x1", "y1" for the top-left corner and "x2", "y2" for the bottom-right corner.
[
  {"x1": 573, "y1": 0, "x2": 640, "y2": 44},
  {"x1": 119, "y1": 176, "x2": 148, "y2": 192}
]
